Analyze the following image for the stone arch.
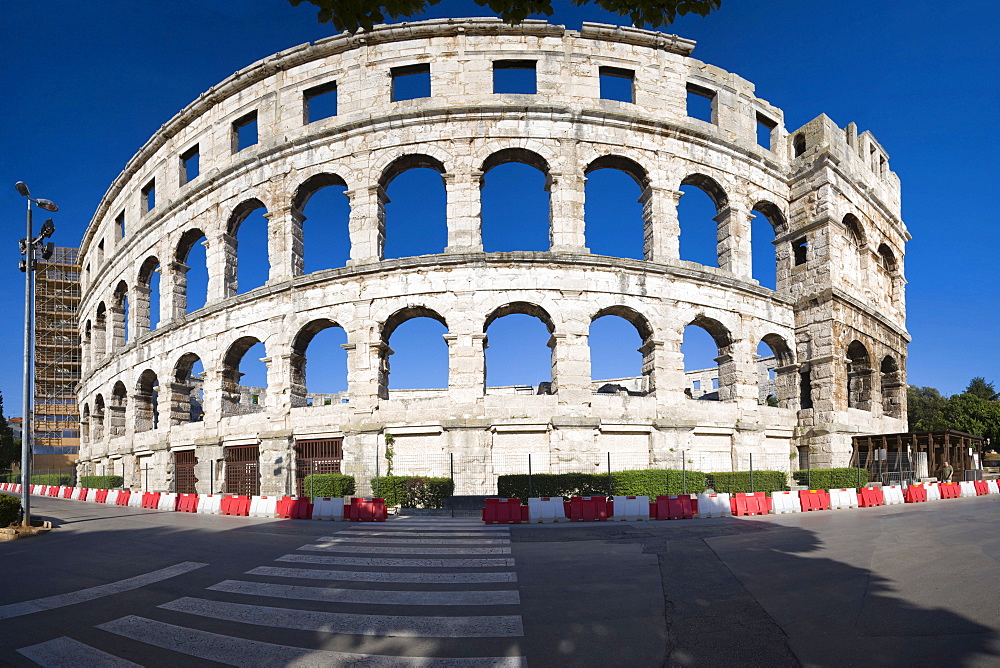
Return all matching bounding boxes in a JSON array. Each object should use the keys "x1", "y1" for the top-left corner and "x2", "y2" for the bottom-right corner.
[
  {"x1": 880, "y1": 354, "x2": 903, "y2": 418},
  {"x1": 292, "y1": 172, "x2": 349, "y2": 211},
  {"x1": 846, "y1": 340, "x2": 873, "y2": 411},
  {"x1": 83, "y1": 319, "x2": 92, "y2": 367},
  {"x1": 92, "y1": 394, "x2": 105, "y2": 441},
  {"x1": 174, "y1": 228, "x2": 209, "y2": 315},
  {"x1": 484, "y1": 302, "x2": 556, "y2": 393},
  {"x1": 590, "y1": 305, "x2": 655, "y2": 393},
  {"x1": 292, "y1": 172, "x2": 352, "y2": 274},
  {"x1": 793, "y1": 133, "x2": 806, "y2": 157},
  {"x1": 584, "y1": 156, "x2": 650, "y2": 260},
  {"x1": 135, "y1": 369, "x2": 159, "y2": 432},
  {"x1": 678, "y1": 173, "x2": 730, "y2": 269},
  {"x1": 109, "y1": 380, "x2": 128, "y2": 436},
  {"x1": 172, "y1": 352, "x2": 205, "y2": 424},
  {"x1": 479, "y1": 148, "x2": 552, "y2": 252},
  {"x1": 757, "y1": 333, "x2": 795, "y2": 408},
  {"x1": 379, "y1": 154, "x2": 448, "y2": 260},
  {"x1": 290, "y1": 318, "x2": 348, "y2": 407},
  {"x1": 878, "y1": 243, "x2": 898, "y2": 273},
  {"x1": 94, "y1": 302, "x2": 107, "y2": 360},
  {"x1": 680, "y1": 173, "x2": 729, "y2": 211},
  {"x1": 481, "y1": 147, "x2": 550, "y2": 175},
  {"x1": 111, "y1": 280, "x2": 129, "y2": 349},
  {"x1": 221, "y1": 336, "x2": 268, "y2": 416},
  {"x1": 226, "y1": 198, "x2": 268, "y2": 236},
  {"x1": 378, "y1": 306, "x2": 449, "y2": 398},
  {"x1": 225, "y1": 198, "x2": 270, "y2": 295},
  {"x1": 135, "y1": 255, "x2": 161, "y2": 335},
  {"x1": 751, "y1": 199, "x2": 788, "y2": 289},
  {"x1": 683, "y1": 314, "x2": 736, "y2": 402},
  {"x1": 843, "y1": 213, "x2": 866, "y2": 247},
  {"x1": 81, "y1": 403, "x2": 90, "y2": 445}
]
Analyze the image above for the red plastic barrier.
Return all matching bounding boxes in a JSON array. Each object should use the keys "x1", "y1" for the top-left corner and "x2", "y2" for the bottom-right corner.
[
  {"x1": 857, "y1": 487, "x2": 884, "y2": 508},
  {"x1": 482, "y1": 498, "x2": 526, "y2": 524},
  {"x1": 974, "y1": 481, "x2": 989, "y2": 496},
  {"x1": 651, "y1": 494, "x2": 699, "y2": 520},
  {"x1": 568, "y1": 496, "x2": 610, "y2": 522},
  {"x1": 799, "y1": 489, "x2": 831, "y2": 511},
  {"x1": 938, "y1": 483, "x2": 960, "y2": 499},
  {"x1": 62, "y1": 487, "x2": 74, "y2": 499},
  {"x1": 115, "y1": 490, "x2": 131, "y2": 506},
  {"x1": 348, "y1": 497, "x2": 388, "y2": 522},
  {"x1": 731, "y1": 492, "x2": 770, "y2": 516},
  {"x1": 276, "y1": 496, "x2": 313, "y2": 519},
  {"x1": 95, "y1": 489, "x2": 109, "y2": 503},
  {"x1": 904, "y1": 485, "x2": 927, "y2": 503},
  {"x1": 221, "y1": 495, "x2": 251, "y2": 516},
  {"x1": 177, "y1": 493, "x2": 200, "y2": 513},
  {"x1": 48, "y1": 487, "x2": 60, "y2": 497},
  {"x1": 75, "y1": 488, "x2": 88, "y2": 501},
  {"x1": 141, "y1": 492, "x2": 161, "y2": 509}
]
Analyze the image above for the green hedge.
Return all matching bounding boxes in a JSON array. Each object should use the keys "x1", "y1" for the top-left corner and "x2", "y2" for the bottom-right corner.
[
  {"x1": 708, "y1": 470, "x2": 788, "y2": 494},
  {"x1": 0, "y1": 473, "x2": 20, "y2": 483},
  {"x1": 372, "y1": 476, "x2": 454, "y2": 508},
  {"x1": 793, "y1": 468, "x2": 869, "y2": 490},
  {"x1": 498, "y1": 469, "x2": 709, "y2": 502},
  {"x1": 31, "y1": 474, "x2": 73, "y2": 486},
  {"x1": 79, "y1": 475, "x2": 124, "y2": 489},
  {"x1": 0, "y1": 494, "x2": 21, "y2": 527},
  {"x1": 302, "y1": 474, "x2": 355, "y2": 498}
]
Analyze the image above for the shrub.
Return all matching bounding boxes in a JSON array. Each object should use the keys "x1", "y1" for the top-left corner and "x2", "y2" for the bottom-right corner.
[
  {"x1": 0, "y1": 473, "x2": 20, "y2": 484},
  {"x1": 0, "y1": 494, "x2": 21, "y2": 527},
  {"x1": 372, "y1": 476, "x2": 454, "y2": 508},
  {"x1": 498, "y1": 470, "x2": 709, "y2": 502},
  {"x1": 31, "y1": 474, "x2": 72, "y2": 486},
  {"x1": 79, "y1": 475, "x2": 124, "y2": 489},
  {"x1": 708, "y1": 470, "x2": 788, "y2": 494},
  {"x1": 301, "y1": 474, "x2": 355, "y2": 498},
  {"x1": 793, "y1": 468, "x2": 869, "y2": 490}
]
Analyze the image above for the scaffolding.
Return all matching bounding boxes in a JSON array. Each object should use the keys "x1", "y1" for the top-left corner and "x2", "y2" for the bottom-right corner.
[{"x1": 34, "y1": 247, "x2": 81, "y2": 456}]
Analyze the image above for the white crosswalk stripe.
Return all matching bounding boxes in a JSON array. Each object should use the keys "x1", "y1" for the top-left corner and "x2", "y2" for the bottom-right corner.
[
  {"x1": 277, "y1": 554, "x2": 515, "y2": 567},
  {"x1": 209, "y1": 579, "x2": 520, "y2": 605},
  {"x1": 300, "y1": 543, "x2": 512, "y2": 554},
  {"x1": 248, "y1": 565, "x2": 517, "y2": 583},
  {"x1": 313, "y1": 536, "x2": 511, "y2": 545},
  {"x1": 17, "y1": 636, "x2": 143, "y2": 667}
]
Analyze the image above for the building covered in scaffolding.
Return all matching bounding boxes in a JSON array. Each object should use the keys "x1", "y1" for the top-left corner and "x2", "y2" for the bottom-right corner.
[{"x1": 34, "y1": 247, "x2": 81, "y2": 463}]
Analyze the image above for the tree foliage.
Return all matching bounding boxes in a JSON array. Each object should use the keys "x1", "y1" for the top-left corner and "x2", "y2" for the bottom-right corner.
[
  {"x1": 907, "y1": 385, "x2": 949, "y2": 432},
  {"x1": 908, "y1": 380, "x2": 1000, "y2": 447},
  {"x1": 287, "y1": 0, "x2": 722, "y2": 33},
  {"x1": 0, "y1": 394, "x2": 17, "y2": 469},
  {"x1": 964, "y1": 376, "x2": 999, "y2": 402}
]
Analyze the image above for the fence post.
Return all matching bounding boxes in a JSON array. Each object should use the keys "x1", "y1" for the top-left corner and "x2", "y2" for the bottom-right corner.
[
  {"x1": 144, "y1": 465, "x2": 149, "y2": 493},
  {"x1": 750, "y1": 453, "x2": 754, "y2": 494},
  {"x1": 375, "y1": 441, "x2": 380, "y2": 499},
  {"x1": 210, "y1": 460, "x2": 214, "y2": 496},
  {"x1": 310, "y1": 459, "x2": 314, "y2": 500},
  {"x1": 606, "y1": 452, "x2": 612, "y2": 497},
  {"x1": 528, "y1": 453, "x2": 533, "y2": 499},
  {"x1": 682, "y1": 451, "x2": 686, "y2": 495},
  {"x1": 450, "y1": 452, "x2": 454, "y2": 487},
  {"x1": 857, "y1": 464, "x2": 861, "y2": 489}
]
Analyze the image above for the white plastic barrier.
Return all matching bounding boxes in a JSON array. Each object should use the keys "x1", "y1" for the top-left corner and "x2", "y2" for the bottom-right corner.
[
  {"x1": 921, "y1": 483, "x2": 941, "y2": 501},
  {"x1": 696, "y1": 492, "x2": 732, "y2": 518},
  {"x1": 883, "y1": 485, "x2": 905, "y2": 505},
  {"x1": 770, "y1": 491, "x2": 802, "y2": 514},
  {"x1": 249, "y1": 495, "x2": 278, "y2": 518},
  {"x1": 74, "y1": 488, "x2": 88, "y2": 501},
  {"x1": 987, "y1": 480, "x2": 999, "y2": 495},
  {"x1": 196, "y1": 494, "x2": 222, "y2": 515},
  {"x1": 128, "y1": 491, "x2": 144, "y2": 508},
  {"x1": 157, "y1": 493, "x2": 179, "y2": 511},
  {"x1": 57, "y1": 486, "x2": 69, "y2": 498},
  {"x1": 612, "y1": 495, "x2": 649, "y2": 521},
  {"x1": 527, "y1": 497, "x2": 566, "y2": 523},
  {"x1": 311, "y1": 497, "x2": 347, "y2": 521},
  {"x1": 959, "y1": 481, "x2": 977, "y2": 498},
  {"x1": 828, "y1": 488, "x2": 859, "y2": 510},
  {"x1": 105, "y1": 490, "x2": 120, "y2": 505},
  {"x1": 85, "y1": 488, "x2": 99, "y2": 502},
  {"x1": 30, "y1": 485, "x2": 39, "y2": 495}
]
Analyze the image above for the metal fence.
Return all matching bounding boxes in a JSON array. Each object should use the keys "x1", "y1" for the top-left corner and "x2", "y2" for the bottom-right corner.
[{"x1": 0, "y1": 467, "x2": 78, "y2": 487}]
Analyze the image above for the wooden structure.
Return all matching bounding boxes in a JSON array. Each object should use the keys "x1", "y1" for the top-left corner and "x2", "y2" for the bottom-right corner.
[{"x1": 851, "y1": 430, "x2": 984, "y2": 482}]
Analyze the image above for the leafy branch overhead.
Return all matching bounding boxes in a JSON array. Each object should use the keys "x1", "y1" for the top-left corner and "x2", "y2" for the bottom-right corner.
[{"x1": 287, "y1": 0, "x2": 722, "y2": 33}]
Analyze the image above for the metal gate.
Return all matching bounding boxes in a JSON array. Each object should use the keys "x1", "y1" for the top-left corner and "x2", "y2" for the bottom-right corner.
[
  {"x1": 225, "y1": 445, "x2": 260, "y2": 496},
  {"x1": 174, "y1": 450, "x2": 198, "y2": 494},
  {"x1": 295, "y1": 438, "x2": 343, "y2": 497}
]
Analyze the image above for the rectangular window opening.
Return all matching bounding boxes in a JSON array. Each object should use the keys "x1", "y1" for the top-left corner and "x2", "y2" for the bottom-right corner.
[
  {"x1": 693, "y1": 380, "x2": 701, "y2": 390},
  {"x1": 793, "y1": 238, "x2": 808, "y2": 266},
  {"x1": 493, "y1": 60, "x2": 536, "y2": 94},
  {"x1": 711, "y1": 378, "x2": 719, "y2": 390},
  {"x1": 116, "y1": 211, "x2": 125, "y2": 239},
  {"x1": 181, "y1": 144, "x2": 200, "y2": 184},
  {"x1": 97, "y1": 239, "x2": 105, "y2": 265},
  {"x1": 756, "y1": 113, "x2": 777, "y2": 150},
  {"x1": 599, "y1": 66, "x2": 634, "y2": 103},
  {"x1": 141, "y1": 179, "x2": 156, "y2": 212},
  {"x1": 304, "y1": 82, "x2": 338, "y2": 124},
  {"x1": 232, "y1": 111, "x2": 258, "y2": 152},
  {"x1": 391, "y1": 64, "x2": 431, "y2": 102},
  {"x1": 686, "y1": 83, "x2": 715, "y2": 123}
]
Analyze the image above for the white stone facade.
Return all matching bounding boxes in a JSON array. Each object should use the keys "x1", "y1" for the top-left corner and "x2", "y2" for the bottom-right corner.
[{"x1": 75, "y1": 19, "x2": 908, "y2": 494}]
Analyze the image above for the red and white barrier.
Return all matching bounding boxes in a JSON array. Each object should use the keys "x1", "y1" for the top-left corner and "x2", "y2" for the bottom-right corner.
[
  {"x1": 311, "y1": 497, "x2": 347, "y2": 520},
  {"x1": 483, "y1": 498, "x2": 527, "y2": 524},
  {"x1": 196, "y1": 494, "x2": 222, "y2": 515},
  {"x1": 696, "y1": 492, "x2": 732, "y2": 518},
  {"x1": 959, "y1": 481, "x2": 977, "y2": 498},
  {"x1": 157, "y1": 493, "x2": 179, "y2": 511},
  {"x1": 85, "y1": 488, "x2": 99, "y2": 503},
  {"x1": 612, "y1": 495, "x2": 649, "y2": 521},
  {"x1": 176, "y1": 494, "x2": 200, "y2": 513},
  {"x1": 829, "y1": 488, "x2": 859, "y2": 510},
  {"x1": 127, "y1": 491, "x2": 144, "y2": 508},
  {"x1": 857, "y1": 487, "x2": 884, "y2": 507},
  {"x1": 771, "y1": 490, "x2": 802, "y2": 514},
  {"x1": 276, "y1": 497, "x2": 313, "y2": 519},
  {"x1": 527, "y1": 497, "x2": 566, "y2": 523},
  {"x1": 249, "y1": 495, "x2": 277, "y2": 518},
  {"x1": 920, "y1": 483, "x2": 941, "y2": 501},
  {"x1": 799, "y1": 489, "x2": 831, "y2": 511},
  {"x1": 987, "y1": 480, "x2": 999, "y2": 495}
]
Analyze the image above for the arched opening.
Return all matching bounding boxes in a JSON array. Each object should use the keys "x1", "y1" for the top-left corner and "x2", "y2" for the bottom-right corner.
[
  {"x1": 756, "y1": 335, "x2": 793, "y2": 407},
  {"x1": 484, "y1": 302, "x2": 555, "y2": 394},
  {"x1": 81, "y1": 403, "x2": 90, "y2": 445},
  {"x1": 92, "y1": 394, "x2": 105, "y2": 441},
  {"x1": 290, "y1": 319, "x2": 349, "y2": 407},
  {"x1": 227, "y1": 199, "x2": 270, "y2": 295},
  {"x1": 137, "y1": 256, "x2": 161, "y2": 335},
  {"x1": 221, "y1": 337, "x2": 268, "y2": 416},
  {"x1": 842, "y1": 214, "x2": 866, "y2": 289},
  {"x1": 682, "y1": 316, "x2": 734, "y2": 401},
  {"x1": 584, "y1": 156, "x2": 647, "y2": 260},
  {"x1": 110, "y1": 281, "x2": 130, "y2": 350},
  {"x1": 379, "y1": 308, "x2": 449, "y2": 397},
  {"x1": 135, "y1": 369, "x2": 159, "y2": 432},
  {"x1": 880, "y1": 355, "x2": 903, "y2": 418},
  {"x1": 751, "y1": 201, "x2": 786, "y2": 290},
  {"x1": 176, "y1": 228, "x2": 209, "y2": 314},
  {"x1": 679, "y1": 173, "x2": 728, "y2": 268},
  {"x1": 589, "y1": 306, "x2": 654, "y2": 395},
  {"x1": 793, "y1": 133, "x2": 806, "y2": 157},
  {"x1": 172, "y1": 353, "x2": 205, "y2": 424},
  {"x1": 83, "y1": 320, "x2": 92, "y2": 367},
  {"x1": 109, "y1": 381, "x2": 127, "y2": 436},
  {"x1": 481, "y1": 148, "x2": 551, "y2": 252},
  {"x1": 293, "y1": 173, "x2": 351, "y2": 273},
  {"x1": 847, "y1": 340, "x2": 872, "y2": 411},
  {"x1": 380, "y1": 155, "x2": 447, "y2": 259}
]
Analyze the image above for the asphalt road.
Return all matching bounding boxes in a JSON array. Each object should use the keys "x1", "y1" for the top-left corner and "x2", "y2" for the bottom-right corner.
[{"x1": 2, "y1": 493, "x2": 1000, "y2": 666}]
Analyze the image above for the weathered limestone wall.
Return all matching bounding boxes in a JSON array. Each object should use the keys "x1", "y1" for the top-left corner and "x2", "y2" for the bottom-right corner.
[{"x1": 75, "y1": 18, "x2": 909, "y2": 492}]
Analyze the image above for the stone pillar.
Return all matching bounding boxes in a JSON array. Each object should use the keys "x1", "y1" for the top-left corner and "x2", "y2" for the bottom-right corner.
[
  {"x1": 549, "y1": 172, "x2": 588, "y2": 253},
  {"x1": 265, "y1": 205, "x2": 303, "y2": 283},
  {"x1": 92, "y1": 320, "x2": 106, "y2": 367},
  {"x1": 444, "y1": 171, "x2": 483, "y2": 253},
  {"x1": 715, "y1": 353, "x2": 738, "y2": 402},
  {"x1": 774, "y1": 364, "x2": 800, "y2": 410},
  {"x1": 642, "y1": 187, "x2": 681, "y2": 263},
  {"x1": 132, "y1": 284, "x2": 152, "y2": 338},
  {"x1": 346, "y1": 186, "x2": 385, "y2": 265},
  {"x1": 553, "y1": 331, "x2": 592, "y2": 408},
  {"x1": 109, "y1": 304, "x2": 126, "y2": 351},
  {"x1": 259, "y1": 433, "x2": 293, "y2": 496},
  {"x1": 267, "y1": 354, "x2": 293, "y2": 415},
  {"x1": 445, "y1": 332, "x2": 486, "y2": 403},
  {"x1": 639, "y1": 339, "x2": 665, "y2": 393},
  {"x1": 717, "y1": 202, "x2": 752, "y2": 279},
  {"x1": 200, "y1": 366, "x2": 225, "y2": 424},
  {"x1": 207, "y1": 232, "x2": 237, "y2": 301},
  {"x1": 345, "y1": 340, "x2": 386, "y2": 410},
  {"x1": 162, "y1": 260, "x2": 188, "y2": 320}
]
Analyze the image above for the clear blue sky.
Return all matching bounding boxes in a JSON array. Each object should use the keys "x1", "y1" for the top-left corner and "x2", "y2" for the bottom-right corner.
[{"x1": 1, "y1": 0, "x2": 998, "y2": 409}]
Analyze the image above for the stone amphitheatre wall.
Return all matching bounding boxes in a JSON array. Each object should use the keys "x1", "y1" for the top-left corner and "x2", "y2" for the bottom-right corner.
[{"x1": 75, "y1": 18, "x2": 909, "y2": 494}]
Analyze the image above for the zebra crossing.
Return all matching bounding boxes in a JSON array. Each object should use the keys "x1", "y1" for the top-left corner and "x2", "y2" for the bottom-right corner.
[{"x1": 17, "y1": 517, "x2": 527, "y2": 666}]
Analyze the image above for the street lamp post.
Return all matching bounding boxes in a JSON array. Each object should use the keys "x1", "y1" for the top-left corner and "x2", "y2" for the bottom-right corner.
[{"x1": 15, "y1": 181, "x2": 57, "y2": 528}]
